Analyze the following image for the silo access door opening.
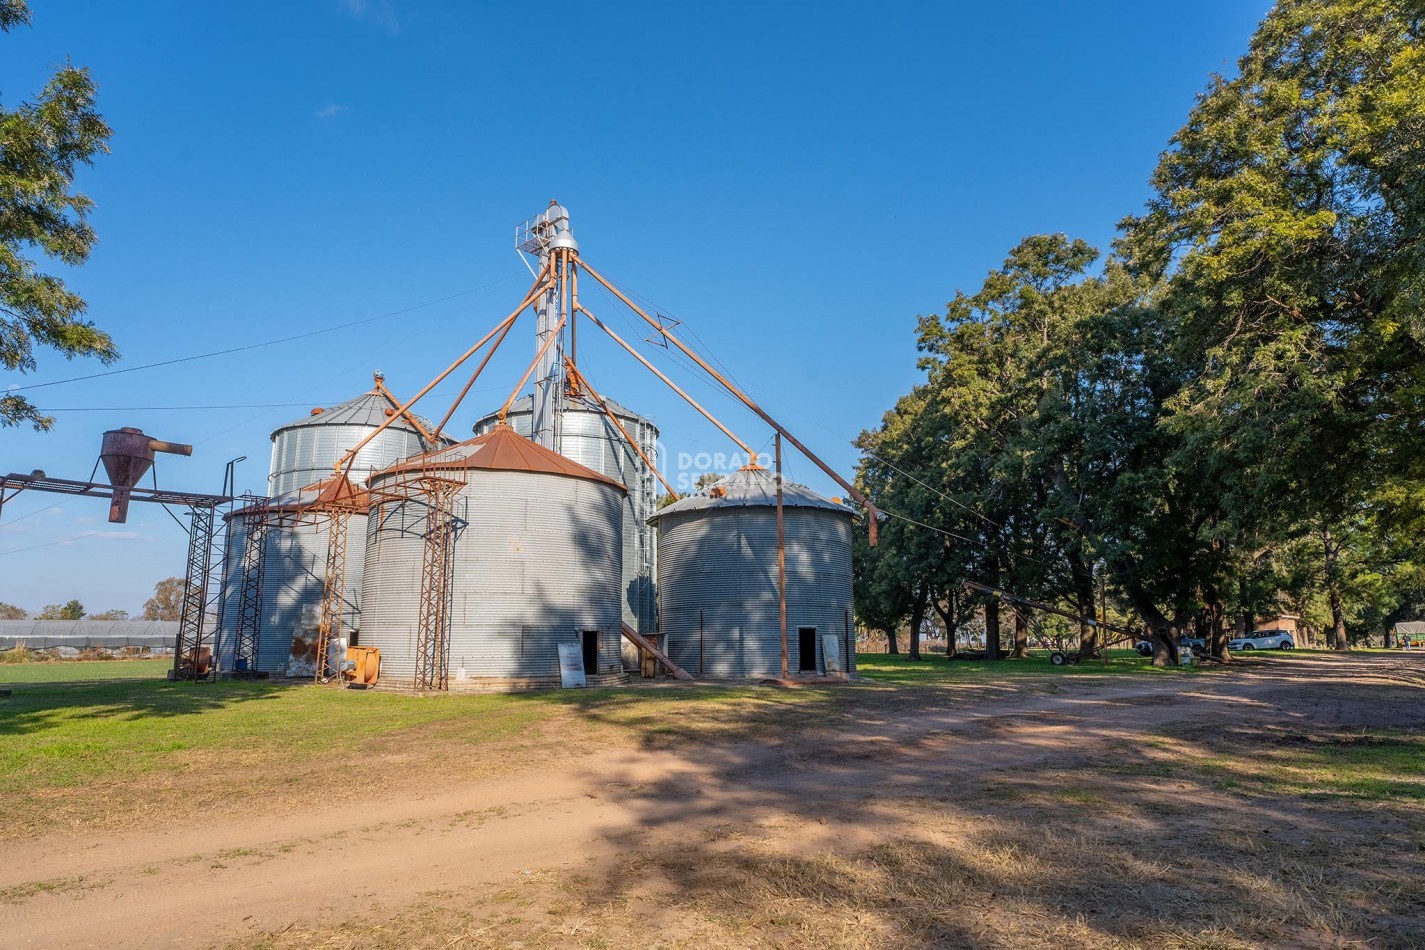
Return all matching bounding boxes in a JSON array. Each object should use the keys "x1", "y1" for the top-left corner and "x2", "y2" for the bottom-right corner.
[
  {"x1": 798, "y1": 627, "x2": 818, "y2": 673},
  {"x1": 582, "y1": 630, "x2": 599, "y2": 674}
]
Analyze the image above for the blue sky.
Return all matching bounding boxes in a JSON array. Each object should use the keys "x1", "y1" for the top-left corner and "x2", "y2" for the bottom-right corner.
[{"x1": 0, "y1": 0, "x2": 1269, "y2": 614}]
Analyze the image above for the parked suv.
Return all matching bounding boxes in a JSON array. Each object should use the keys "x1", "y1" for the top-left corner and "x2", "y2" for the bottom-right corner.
[{"x1": 1228, "y1": 630, "x2": 1295, "y2": 651}]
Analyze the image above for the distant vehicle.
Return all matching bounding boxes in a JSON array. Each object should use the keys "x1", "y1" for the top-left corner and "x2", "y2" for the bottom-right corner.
[
  {"x1": 1229, "y1": 630, "x2": 1295, "y2": 651},
  {"x1": 1135, "y1": 636, "x2": 1202, "y2": 656}
]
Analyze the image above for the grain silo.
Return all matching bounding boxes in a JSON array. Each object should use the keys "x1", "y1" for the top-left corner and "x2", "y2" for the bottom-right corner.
[
  {"x1": 474, "y1": 391, "x2": 659, "y2": 636},
  {"x1": 268, "y1": 372, "x2": 441, "y2": 495},
  {"x1": 215, "y1": 374, "x2": 443, "y2": 676},
  {"x1": 649, "y1": 466, "x2": 856, "y2": 678},
  {"x1": 360, "y1": 425, "x2": 627, "y2": 689},
  {"x1": 217, "y1": 476, "x2": 367, "y2": 677}
]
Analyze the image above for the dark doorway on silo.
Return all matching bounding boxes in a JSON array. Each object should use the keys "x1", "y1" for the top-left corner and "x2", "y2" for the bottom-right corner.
[
  {"x1": 798, "y1": 627, "x2": 817, "y2": 673},
  {"x1": 582, "y1": 630, "x2": 599, "y2": 674}
]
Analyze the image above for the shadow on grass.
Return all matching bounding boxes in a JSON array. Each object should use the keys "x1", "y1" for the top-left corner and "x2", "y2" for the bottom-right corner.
[{"x1": 0, "y1": 677, "x2": 305, "y2": 738}]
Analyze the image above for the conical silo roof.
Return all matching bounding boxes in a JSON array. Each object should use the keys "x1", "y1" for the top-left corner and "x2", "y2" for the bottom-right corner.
[
  {"x1": 649, "y1": 467, "x2": 853, "y2": 522},
  {"x1": 228, "y1": 474, "x2": 370, "y2": 519},
  {"x1": 271, "y1": 387, "x2": 437, "y2": 438},
  {"x1": 373, "y1": 425, "x2": 626, "y2": 491}
]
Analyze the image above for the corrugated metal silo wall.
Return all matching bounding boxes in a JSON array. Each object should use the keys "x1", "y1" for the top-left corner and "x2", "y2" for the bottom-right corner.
[
  {"x1": 476, "y1": 408, "x2": 658, "y2": 635},
  {"x1": 361, "y1": 469, "x2": 625, "y2": 686},
  {"x1": 269, "y1": 424, "x2": 427, "y2": 495},
  {"x1": 218, "y1": 514, "x2": 366, "y2": 674},
  {"x1": 656, "y1": 507, "x2": 855, "y2": 677}
]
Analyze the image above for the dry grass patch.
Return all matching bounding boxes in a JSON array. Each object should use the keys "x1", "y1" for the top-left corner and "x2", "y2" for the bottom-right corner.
[{"x1": 239, "y1": 721, "x2": 1425, "y2": 950}]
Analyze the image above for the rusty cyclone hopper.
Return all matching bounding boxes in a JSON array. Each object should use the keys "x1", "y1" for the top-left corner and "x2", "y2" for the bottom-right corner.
[{"x1": 99, "y1": 427, "x2": 193, "y2": 523}]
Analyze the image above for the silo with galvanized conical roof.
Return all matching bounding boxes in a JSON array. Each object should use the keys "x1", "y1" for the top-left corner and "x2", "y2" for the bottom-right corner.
[
  {"x1": 360, "y1": 425, "x2": 627, "y2": 689},
  {"x1": 268, "y1": 373, "x2": 443, "y2": 495},
  {"x1": 216, "y1": 374, "x2": 444, "y2": 676},
  {"x1": 649, "y1": 467, "x2": 856, "y2": 679}
]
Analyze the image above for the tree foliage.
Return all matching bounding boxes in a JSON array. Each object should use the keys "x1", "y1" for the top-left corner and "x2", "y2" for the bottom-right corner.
[
  {"x1": 37, "y1": 599, "x2": 84, "y2": 620},
  {"x1": 853, "y1": 0, "x2": 1425, "y2": 661},
  {"x1": 0, "y1": 601, "x2": 26, "y2": 619},
  {"x1": 142, "y1": 577, "x2": 184, "y2": 621},
  {"x1": 1, "y1": 0, "x2": 117, "y2": 430}
]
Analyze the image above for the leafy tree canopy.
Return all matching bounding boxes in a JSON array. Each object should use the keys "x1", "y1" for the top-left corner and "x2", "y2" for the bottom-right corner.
[
  {"x1": 37, "y1": 599, "x2": 84, "y2": 620},
  {"x1": 1, "y1": 0, "x2": 117, "y2": 430},
  {"x1": 142, "y1": 577, "x2": 184, "y2": 621}
]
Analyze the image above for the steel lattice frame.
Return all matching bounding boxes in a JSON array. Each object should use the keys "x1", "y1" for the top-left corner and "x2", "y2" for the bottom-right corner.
[
  {"x1": 232, "y1": 512, "x2": 269, "y2": 672},
  {"x1": 413, "y1": 477, "x2": 461, "y2": 691},
  {"x1": 314, "y1": 508, "x2": 352, "y2": 683},
  {"x1": 174, "y1": 505, "x2": 218, "y2": 680}
]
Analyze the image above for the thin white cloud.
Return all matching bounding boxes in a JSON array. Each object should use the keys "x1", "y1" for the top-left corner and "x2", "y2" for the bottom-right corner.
[
  {"x1": 337, "y1": 0, "x2": 399, "y2": 32},
  {"x1": 315, "y1": 103, "x2": 350, "y2": 119}
]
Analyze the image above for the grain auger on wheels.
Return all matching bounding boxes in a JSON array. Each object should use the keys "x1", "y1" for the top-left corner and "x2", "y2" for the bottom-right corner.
[{"x1": 963, "y1": 580, "x2": 1144, "y2": 667}]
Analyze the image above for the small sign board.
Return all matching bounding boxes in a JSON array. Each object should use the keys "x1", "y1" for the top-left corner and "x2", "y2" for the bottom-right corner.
[
  {"x1": 557, "y1": 642, "x2": 586, "y2": 688},
  {"x1": 821, "y1": 634, "x2": 842, "y2": 674}
]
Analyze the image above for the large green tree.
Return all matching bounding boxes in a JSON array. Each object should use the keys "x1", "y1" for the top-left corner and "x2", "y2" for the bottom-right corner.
[
  {"x1": 853, "y1": 387, "x2": 945, "y2": 658},
  {"x1": 1, "y1": 0, "x2": 116, "y2": 430},
  {"x1": 1119, "y1": 0, "x2": 1425, "y2": 650}
]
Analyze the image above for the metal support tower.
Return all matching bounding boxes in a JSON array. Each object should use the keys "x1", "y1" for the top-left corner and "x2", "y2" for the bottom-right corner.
[
  {"x1": 174, "y1": 505, "x2": 220, "y2": 680},
  {"x1": 315, "y1": 508, "x2": 352, "y2": 683},
  {"x1": 232, "y1": 512, "x2": 268, "y2": 672},
  {"x1": 413, "y1": 477, "x2": 461, "y2": 691}
]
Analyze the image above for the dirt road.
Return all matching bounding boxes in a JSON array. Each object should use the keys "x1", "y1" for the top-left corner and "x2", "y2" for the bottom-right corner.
[{"x1": 4, "y1": 652, "x2": 1422, "y2": 948}]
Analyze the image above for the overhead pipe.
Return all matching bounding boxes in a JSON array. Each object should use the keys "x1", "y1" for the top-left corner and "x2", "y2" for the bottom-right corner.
[
  {"x1": 575, "y1": 304, "x2": 757, "y2": 461},
  {"x1": 576, "y1": 258, "x2": 878, "y2": 544},
  {"x1": 431, "y1": 313, "x2": 520, "y2": 441},
  {"x1": 565, "y1": 359, "x2": 679, "y2": 500},
  {"x1": 333, "y1": 263, "x2": 553, "y2": 479},
  {"x1": 498, "y1": 315, "x2": 566, "y2": 424}
]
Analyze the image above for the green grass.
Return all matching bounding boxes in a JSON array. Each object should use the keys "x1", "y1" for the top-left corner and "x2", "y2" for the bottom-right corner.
[
  {"x1": 1224, "y1": 735, "x2": 1425, "y2": 802},
  {"x1": 0, "y1": 678, "x2": 563, "y2": 799},
  {"x1": 0, "y1": 671, "x2": 845, "y2": 833},
  {"x1": 0, "y1": 657, "x2": 172, "y2": 684},
  {"x1": 854, "y1": 649, "x2": 1192, "y2": 684},
  {"x1": 0, "y1": 651, "x2": 1207, "y2": 838}
]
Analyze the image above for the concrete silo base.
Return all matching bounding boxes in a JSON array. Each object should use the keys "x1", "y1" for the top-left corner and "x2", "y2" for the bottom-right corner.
[{"x1": 369, "y1": 670, "x2": 630, "y2": 693}]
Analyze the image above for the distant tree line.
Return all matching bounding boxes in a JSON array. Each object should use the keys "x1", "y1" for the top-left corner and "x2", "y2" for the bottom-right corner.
[
  {"x1": 853, "y1": 0, "x2": 1425, "y2": 664},
  {"x1": 0, "y1": 577, "x2": 186, "y2": 621}
]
